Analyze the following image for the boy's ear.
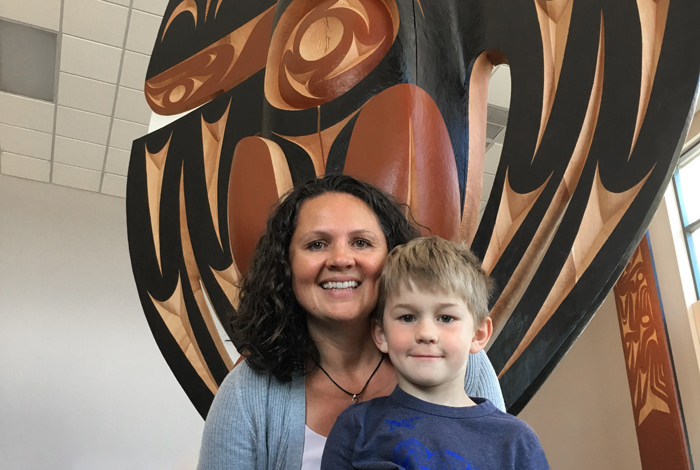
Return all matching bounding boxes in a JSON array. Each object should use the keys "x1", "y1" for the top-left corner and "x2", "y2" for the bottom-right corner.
[
  {"x1": 372, "y1": 319, "x2": 389, "y2": 354},
  {"x1": 470, "y1": 317, "x2": 493, "y2": 354}
]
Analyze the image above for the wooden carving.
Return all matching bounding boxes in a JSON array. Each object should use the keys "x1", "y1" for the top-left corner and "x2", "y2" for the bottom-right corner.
[
  {"x1": 126, "y1": 0, "x2": 700, "y2": 416},
  {"x1": 613, "y1": 235, "x2": 693, "y2": 469}
]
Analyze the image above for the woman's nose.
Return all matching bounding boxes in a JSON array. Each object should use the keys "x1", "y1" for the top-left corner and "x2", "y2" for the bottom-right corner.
[
  {"x1": 415, "y1": 320, "x2": 438, "y2": 343},
  {"x1": 327, "y1": 244, "x2": 354, "y2": 269}
]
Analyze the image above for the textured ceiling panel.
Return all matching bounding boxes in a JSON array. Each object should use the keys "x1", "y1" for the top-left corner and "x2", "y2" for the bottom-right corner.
[
  {"x1": 125, "y1": 10, "x2": 161, "y2": 55},
  {"x1": 114, "y1": 86, "x2": 152, "y2": 124},
  {"x1": 109, "y1": 118, "x2": 148, "y2": 150},
  {"x1": 105, "y1": 147, "x2": 130, "y2": 176},
  {"x1": 57, "y1": 72, "x2": 117, "y2": 116},
  {"x1": 101, "y1": 173, "x2": 127, "y2": 197},
  {"x1": 0, "y1": 124, "x2": 52, "y2": 160},
  {"x1": 132, "y1": 0, "x2": 169, "y2": 16},
  {"x1": 1, "y1": 152, "x2": 50, "y2": 182},
  {"x1": 53, "y1": 135, "x2": 106, "y2": 171},
  {"x1": 0, "y1": 0, "x2": 60, "y2": 31},
  {"x1": 119, "y1": 51, "x2": 150, "y2": 90},
  {"x1": 55, "y1": 106, "x2": 111, "y2": 145},
  {"x1": 52, "y1": 162, "x2": 101, "y2": 191},
  {"x1": 0, "y1": 92, "x2": 55, "y2": 133},
  {"x1": 62, "y1": 0, "x2": 128, "y2": 48},
  {"x1": 59, "y1": 35, "x2": 122, "y2": 84}
]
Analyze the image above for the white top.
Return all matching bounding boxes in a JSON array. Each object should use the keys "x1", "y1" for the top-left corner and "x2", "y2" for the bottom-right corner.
[{"x1": 301, "y1": 425, "x2": 327, "y2": 470}]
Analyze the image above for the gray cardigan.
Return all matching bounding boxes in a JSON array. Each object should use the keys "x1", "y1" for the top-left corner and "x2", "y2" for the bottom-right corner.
[{"x1": 197, "y1": 350, "x2": 504, "y2": 470}]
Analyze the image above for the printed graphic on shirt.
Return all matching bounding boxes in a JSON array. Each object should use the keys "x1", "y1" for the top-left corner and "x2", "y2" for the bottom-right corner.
[
  {"x1": 392, "y1": 438, "x2": 478, "y2": 470},
  {"x1": 385, "y1": 417, "x2": 422, "y2": 432}
]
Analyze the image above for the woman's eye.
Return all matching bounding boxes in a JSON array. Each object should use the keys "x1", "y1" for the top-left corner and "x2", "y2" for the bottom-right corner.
[
  {"x1": 438, "y1": 315, "x2": 454, "y2": 323},
  {"x1": 354, "y1": 239, "x2": 370, "y2": 248},
  {"x1": 307, "y1": 241, "x2": 325, "y2": 250}
]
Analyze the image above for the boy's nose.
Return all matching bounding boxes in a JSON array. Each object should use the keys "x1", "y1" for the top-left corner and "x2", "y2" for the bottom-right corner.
[{"x1": 416, "y1": 320, "x2": 438, "y2": 343}]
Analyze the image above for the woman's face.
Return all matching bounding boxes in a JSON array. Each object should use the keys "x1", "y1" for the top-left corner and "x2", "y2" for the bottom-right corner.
[{"x1": 289, "y1": 192, "x2": 389, "y2": 325}]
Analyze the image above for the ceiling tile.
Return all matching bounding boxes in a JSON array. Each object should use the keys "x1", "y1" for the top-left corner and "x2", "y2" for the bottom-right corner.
[
  {"x1": 54, "y1": 136, "x2": 106, "y2": 171},
  {"x1": 120, "y1": 51, "x2": 149, "y2": 90},
  {"x1": 482, "y1": 172, "x2": 496, "y2": 201},
  {"x1": 52, "y1": 162, "x2": 101, "y2": 191},
  {"x1": 125, "y1": 10, "x2": 161, "y2": 55},
  {"x1": 109, "y1": 118, "x2": 148, "y2": 150},
  {"x1": 484, "y1": 143, "x2": 502, "y2": 175},
  {"x1": 132, "y1": 0, "x2": 169, "y2": 16},
  {"x1": 103, "y1": 0, "x2": 130, "y2": 6},
  {"x1": 105, "y1": 146, "x2": 131, "y2": 176},
  {"x1": 1, "y1": 151, "x2": 51, "y2": 182},
  {"x1": 62, "y1": 0, "x2": 128, "y2": 48},
  {"x1": 57, "y1": 72, "x2": 117, "y2": 116},
  {"x1": 487, "y1": 65, "x2": 512, "y2": 109},
  {"x1": 0, "y1": 92, "x2": 54, "y2": 133},
  {"x1": 101, "y1": 172, "x2": 127, "y2": 197},
  {"x1": 0, "y1": 0, "x2": 61, "y2": 31},
  {"x1": 59, "y1": 34, "x2": 122, "y2": 84},
  {"x1": 0, "y1": 124, "x2": 52, "y2": 160},
  {"x1": 56, "y1": 106, "x2": 111, "y2": 145},
  {"x1": 114, "y1": 86, "x2": 152, "y2": 124}
]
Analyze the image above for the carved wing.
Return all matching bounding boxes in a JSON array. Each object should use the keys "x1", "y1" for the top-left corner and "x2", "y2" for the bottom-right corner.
[{"x1": 126, "y1": 0, "x2": 700, "y2": 416}]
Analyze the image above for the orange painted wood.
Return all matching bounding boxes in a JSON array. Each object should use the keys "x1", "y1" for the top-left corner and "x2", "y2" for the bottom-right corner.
[{"x1": 613, "y1": 235, "x2": 692, "y2": 469}]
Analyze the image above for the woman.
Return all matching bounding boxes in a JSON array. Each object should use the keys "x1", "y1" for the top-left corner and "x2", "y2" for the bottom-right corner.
[{"x1": 198, "y1": 175, "x2": 504, "y2": 470}]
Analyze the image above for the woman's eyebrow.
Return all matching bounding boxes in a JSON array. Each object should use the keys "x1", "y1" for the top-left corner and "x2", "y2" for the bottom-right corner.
[{"x1": 349, "y1": 229, "x2": 381, "y2": 238}]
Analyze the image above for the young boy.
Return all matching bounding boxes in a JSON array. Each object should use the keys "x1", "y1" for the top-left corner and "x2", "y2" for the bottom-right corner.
[{"x1": 320, "y1": 236, "x2": 549, "y2": 469}]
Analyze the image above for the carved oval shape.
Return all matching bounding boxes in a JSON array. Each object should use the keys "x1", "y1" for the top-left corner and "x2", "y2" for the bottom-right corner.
[
  {"x1": 343, "y1": 84, "x2": 461, "y2": 240},
  {"x1": 228, "y1": 137, "x2": 292, "y2": 274},
  {"x1": 265, "y1": 0, "x2": 399, "y2": 110}
]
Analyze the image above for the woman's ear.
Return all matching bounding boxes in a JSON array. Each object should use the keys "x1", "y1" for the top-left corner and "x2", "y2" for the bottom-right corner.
[
  {"x1": 372, "y1": 319, "x2": 389, "y2": 354},
  {"x1": 470, "y1": 317, "x2": 493, "y2": 354}
]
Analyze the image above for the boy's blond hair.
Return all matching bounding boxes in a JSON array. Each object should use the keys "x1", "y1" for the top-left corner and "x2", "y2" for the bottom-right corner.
[{"x1": 376, "y1": 236, "x2": 492, "y2": 326}]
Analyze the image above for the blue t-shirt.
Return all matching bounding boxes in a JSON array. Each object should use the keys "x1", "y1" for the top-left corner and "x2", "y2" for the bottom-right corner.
[{"x1": 321, "y1": 386, "x2": 549, "y2": 470}]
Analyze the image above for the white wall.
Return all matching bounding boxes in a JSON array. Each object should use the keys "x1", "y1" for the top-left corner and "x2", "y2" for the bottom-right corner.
[{"x1": 0, "y1": 174, "x2": 203, "y2": 469}]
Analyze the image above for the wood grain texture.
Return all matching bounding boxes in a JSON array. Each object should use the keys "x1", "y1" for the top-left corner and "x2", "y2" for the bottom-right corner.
[{"x1": 613, "y1": 235, "x2": 692, "y2": 469}]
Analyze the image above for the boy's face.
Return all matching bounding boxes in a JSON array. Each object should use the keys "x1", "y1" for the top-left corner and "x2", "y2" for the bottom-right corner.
[{"x1": 372, "y1": 284, "x2": 492, "y2": 405}]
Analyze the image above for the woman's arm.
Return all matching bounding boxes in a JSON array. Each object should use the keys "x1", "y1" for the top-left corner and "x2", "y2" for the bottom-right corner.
[
  {"x1": 197, "y1": 362, "x2": 307, "y2": 470},
  {"x1": 198, "y1": 365, "x2": 259, "y2": 470},
  {"x1": 465, "y1": 350, "x2": 505, "y2": 411}
]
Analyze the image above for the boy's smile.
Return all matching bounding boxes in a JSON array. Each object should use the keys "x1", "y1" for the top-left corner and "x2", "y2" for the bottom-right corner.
[{"x1": 373, "y1": 283, "x2": 492, "y2": 407}]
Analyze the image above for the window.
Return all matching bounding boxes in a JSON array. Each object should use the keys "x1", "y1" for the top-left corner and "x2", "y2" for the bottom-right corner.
[{"x1": 673, "y1": 142, "x2": 700, "y2": 299}]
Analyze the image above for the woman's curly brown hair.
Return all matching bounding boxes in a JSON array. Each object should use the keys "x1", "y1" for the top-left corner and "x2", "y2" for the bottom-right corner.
[{"x1": 231, "y1": 174, "x2": 420, "y2": 382}]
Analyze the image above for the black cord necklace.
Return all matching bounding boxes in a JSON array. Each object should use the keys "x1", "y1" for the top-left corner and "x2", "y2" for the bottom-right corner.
[{"x1": 314, "y1": 354, "x2": 385, "y2": 403}]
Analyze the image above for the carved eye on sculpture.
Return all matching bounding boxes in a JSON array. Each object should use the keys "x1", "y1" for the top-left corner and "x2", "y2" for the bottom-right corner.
[
  {"x1": 265, "y1": 0, "x2": 400, "y2": 110},
  {"x1": 146, "y1": 44, "x2": 236, "y2": 112}
]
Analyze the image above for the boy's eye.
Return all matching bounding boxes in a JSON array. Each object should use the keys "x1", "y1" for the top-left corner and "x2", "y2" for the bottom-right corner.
[
  {"x1": 399, "y1": 315, "x2": 415, "y2": 323},
  {"x1": 438, "y1": 315, "x2": 454, "y2": 323}
]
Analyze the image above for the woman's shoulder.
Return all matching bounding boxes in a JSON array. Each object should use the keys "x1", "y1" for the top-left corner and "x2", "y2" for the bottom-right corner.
[
  {"x1": 216, "y1": 359, "x2": 302, "y2": 401},
  {"x1": 465, "y1": 350, "x2": 506, "y2": 411}
]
